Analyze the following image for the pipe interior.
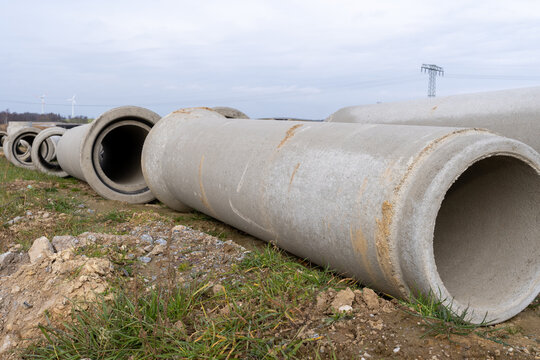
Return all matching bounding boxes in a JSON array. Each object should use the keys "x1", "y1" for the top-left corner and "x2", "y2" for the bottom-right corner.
[
  {"x1": 433, "y1": 156, "x2": 540, "y2": 313},
  {"x1": 37, "y1": 138, "x2": 60, "y2": 169},
  {"x1": 15, "y1": 136, "x2": 35, "y2": 163},
  {"x1": 97, "y1": 124, "x2": 148, "y2": 188}
]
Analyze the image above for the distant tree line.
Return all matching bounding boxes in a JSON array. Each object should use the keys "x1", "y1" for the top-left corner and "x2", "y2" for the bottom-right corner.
[{"x1": 0, "y1": 109, "x2": 91, "y2": 124}]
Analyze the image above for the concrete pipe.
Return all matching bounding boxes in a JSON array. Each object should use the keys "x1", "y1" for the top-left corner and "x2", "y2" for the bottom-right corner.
[
  {"x1": 326, "y1": 86, "x2": 540, "y2": 153},
  {"x1": 0, "y1": 131, "x2": 7, "y2": 149},
  {"x1": 212, "y1": 106, "x2": 249, "y2": 119},
  {"x1": 3, "y1": 127, "x2": 43, "y2": 169},
  {"x1": 56, "y1": 106, "x2": 161, "y2": 203},
  {"x1": 6, "y1": 121, "x2": 32, "y2": 136},
  {"x1": 142, "y1": 108, "x2": 540, "y2": 324},
  {"x1": 3, "y1": 138, "x2": 31, "y2": 164},
  {"x1": 31, "y1": 127, "x2": 68, "y2": 177}
]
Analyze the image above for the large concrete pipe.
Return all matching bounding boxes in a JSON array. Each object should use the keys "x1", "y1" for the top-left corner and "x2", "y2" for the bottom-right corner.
[
  {"x1": 31, "y1": 127, "x2": 68, "y2": 177},
  {"x1": 56, "y1": 106, "x2": 161, "y2": 203},
  {"x1": 326, "y1": 86, "x2": 540, "y2": 152},
  {"x1": 212, "y1": 106, "x2": 249, "y2": 119},
  {"x1": 3, "y1": 127, "x2": 44, "y2": 169},
  {"x1": 142, "y1": 108, "x2": 540, "y2": 324}
]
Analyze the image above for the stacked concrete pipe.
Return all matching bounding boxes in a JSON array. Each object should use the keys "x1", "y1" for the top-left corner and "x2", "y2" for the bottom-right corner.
[
  {"x1": 31, "y1": 127, "x2": 68, "y2": 177},
  {"x1": 142, "y1": 107, "x2": 540, "y2": 324},
  {"x1": 326, "y1": 86, "x2": 540, "y2": 152},
  {"x1": 56, "y1": 106, "x2": 161, "y2": 203}
]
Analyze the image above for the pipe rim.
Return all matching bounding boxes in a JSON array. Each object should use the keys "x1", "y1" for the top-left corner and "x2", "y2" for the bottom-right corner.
[
  {"x1": 91, "y1": 119, "x2": 152, "y2": 193},
  {"x1": 31, "y1": 127, "x2": 68, "y2": 177},
  {"x1": 80, "y1": 106, "x2": 160, "y2": 204},
  {"x1": 7, "y1": 127, "x2": 41, "y2": 169},
  {"x1": 409, "y1": 135, "x2": 540, "y2": 324}
]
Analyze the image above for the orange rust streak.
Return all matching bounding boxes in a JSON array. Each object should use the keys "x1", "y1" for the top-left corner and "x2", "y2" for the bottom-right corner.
[
  {"x1": 277, "y1": 124, "x2": 303, "y2": 149},
  {"x1": 288, "y1": 163, "x2": 301, "y2": 192},
  {"x1": 374, "y1": 201, "x2": 401, "y2": 290},
  {"x1": 349, "y1": 225, "x2": 377, "y2": 284},
  {"x1": 393, "y1": 128, "x2": 483, "y2": 196},
  {"x1": 198, "y1": 155, "x2": 217, "y2": 217}
]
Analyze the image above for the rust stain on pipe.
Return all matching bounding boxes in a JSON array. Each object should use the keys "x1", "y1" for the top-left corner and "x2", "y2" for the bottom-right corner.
[
  {"x1": 350, "y1": 225, "x2": 377, "y2": 285},
  {"x1": 198, "y1": 155, "x2": 217, "y2": 217},
  {"x1": 375, "y1": 201, "x2": 401, "y2": 291},
  {"x1": 288, "y1": 162, "x2": 301, "y2": 192},
  {"x1": 277, "y1": 124, "x2": 303, "y2": 149}
]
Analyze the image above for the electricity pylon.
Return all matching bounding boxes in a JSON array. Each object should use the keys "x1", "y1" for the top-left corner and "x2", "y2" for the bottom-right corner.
[{"x1": 421, "y1": 64, "x2": 444, "y2": 97}]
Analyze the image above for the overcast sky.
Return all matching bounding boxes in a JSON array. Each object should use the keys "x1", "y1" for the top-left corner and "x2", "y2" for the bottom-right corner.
[{"x1": 1, "y1": 0, "x2": 540, "y2": 119}]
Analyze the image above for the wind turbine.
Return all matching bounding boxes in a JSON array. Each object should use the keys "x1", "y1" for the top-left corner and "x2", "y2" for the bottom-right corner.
[
  {"x1": 38, "y1": 94, "x2": 46, "y2": 114},
  {"x1": 67, "y1": 95, "x2": 76, "y2": 118}
]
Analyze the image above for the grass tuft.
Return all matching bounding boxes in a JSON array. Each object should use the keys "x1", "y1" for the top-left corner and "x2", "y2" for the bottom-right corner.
[{"x1": 400, "y1": 289, "x2": 492, "y2": 339}]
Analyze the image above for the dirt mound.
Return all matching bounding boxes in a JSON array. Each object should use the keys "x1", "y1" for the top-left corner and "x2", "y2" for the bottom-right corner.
[
  {"x1": 0, "y1": 222, "x2": 249, "y2": 356},
  {"x1": 0, "y1": 238, "x2": 112, "y2": 354}
]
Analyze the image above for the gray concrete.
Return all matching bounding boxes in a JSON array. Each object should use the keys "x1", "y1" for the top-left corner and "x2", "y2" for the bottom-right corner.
[
  {"x1": 212, "y1": 106, "x2": 249, "y2": 119},
  {"x1": 3, "y1": 127, "x2": 42, "y2": 169},
  {"x1": 326, "y1": 86, "x2": 540, "y2": 153},
  {"x1": 56, "y1": 106, "x2": 161, "y2": 203},
  {"x1": 6, "y1": 122, "x2": 32, "y2": 136},
  {"x1": 142, "y1": 107, "x2": 540, "y2": 324},
  {"x1": 0, "y1": 131, "x2": 7, "y2": 149},
  {"x1": 31, "y1": 127, "x2": 68, "y2": 177}
]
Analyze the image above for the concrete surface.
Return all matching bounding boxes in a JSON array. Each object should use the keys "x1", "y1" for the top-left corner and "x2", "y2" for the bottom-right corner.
[
  {"x1": 31, "y1": 127, "x2": 68, "y2": 177},
  {"x1": 142, "y1": 107, "x2": 540, "y2": 324},
  {"x1": 326, "y1": 86, "x2": 540, "y2": 153},
  {"x1": 56, "y1": 106, "x2": 161, "y2": 203}
]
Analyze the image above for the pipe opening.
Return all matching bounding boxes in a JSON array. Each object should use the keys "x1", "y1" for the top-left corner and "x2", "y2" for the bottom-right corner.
[
  {"x1": 434, "y1": 155, "x2": 540, "y2": 312},
  {"x1": 14, "y1": 136, "x2": 35, "y2": 164},
  {"x1": 94, "y1": 120, "x2": 150, "y2": 193}
]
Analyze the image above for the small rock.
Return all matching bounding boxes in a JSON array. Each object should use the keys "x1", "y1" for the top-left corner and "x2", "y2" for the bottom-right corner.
[
  {"x1": 143, "y1": 244, "x2": 154, "y2": 253},
  {"x1": 138, "y1": 256, "x2": 152, "y2": 263},
  {"x1": 82, "y1": 258, "x2": 112, "y2": 276},
  {"x1": 172, "y1": 225, "x2": 187, "y2": 233},
  {"x1": 338, "y1": 305, "x2": 353, "y2": 313},
  {"x1": 42, "y1": 212, "x2": 50, "y2": 219},
  {"x1": 149, "y1": 244, "x2": 165, "y2": 256},
  {"x1": 23, "y1": 301, "x2": 33, "y2": 309},
  {"x1": 0, "y1": 251, "x2": 16, "y2": 270},
  {"x1": 155, "y1": 238, "x2": 167, "y2": 246},
  {"x1": 28, "y1": 236, "x2": 55, "y2": 263},
  {"x1": 330, "y1": 287, "x2": 355, "y2": 312},
  {"x1": 140, "y1": 234, "x2": 153, "y2": 244},
  {"x1": 11, "y1": 286, "x2": 20, "y2": 294},
  {"x1": 212, "y1": 284, "x2": 226, "y2": 295},
  {"x1": 393, "y1": 346, "x2": 400, "y2": 353},
  {"x1": 316, "y1": 292, "x2": 329, "y2": 311},
  {"x1": 362, "y1": 288, "x2": 380, "y2": 310},
  {"x1": 52, "y1": 235, "x2": 78, "y2": 252},
  {"x1": 8, "y1": 244, "x2": 23, "y2": 252}
]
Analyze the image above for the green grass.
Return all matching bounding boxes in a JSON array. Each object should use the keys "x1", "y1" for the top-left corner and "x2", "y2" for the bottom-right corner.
[
  {"x1": 23, "y1": 246, "x2": 357, "y2": 359},
  {"x1": 400, "y1": 289, "x2": 492, "y2": 339},
  {"x1": 0, "y1": 156, "x2": 130, "y2": 248}
]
